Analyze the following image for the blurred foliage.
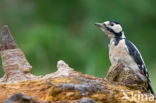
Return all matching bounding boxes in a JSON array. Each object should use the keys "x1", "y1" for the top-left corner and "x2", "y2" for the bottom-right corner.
[{"x1": 0, "y1": 0, "x2": 155, "y2": 90}]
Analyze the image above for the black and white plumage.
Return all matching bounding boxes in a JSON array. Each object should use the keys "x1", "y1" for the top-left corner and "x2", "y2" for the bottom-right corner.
[
  {"x1": 95, "y1": 21, "x2": 154, "y2": 94},
  {"x1": 125, "y1": 40, "x2": 148, "y2": 77}
]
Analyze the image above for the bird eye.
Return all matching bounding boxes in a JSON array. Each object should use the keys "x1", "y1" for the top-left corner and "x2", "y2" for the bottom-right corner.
[{"x1": 110, "y1": 23, "x2": 114, "y2": 26}]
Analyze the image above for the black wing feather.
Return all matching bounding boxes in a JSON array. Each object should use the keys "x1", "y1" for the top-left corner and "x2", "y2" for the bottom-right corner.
[
  {"x1": 125, "y1": 40, "x2": 148, "y2": 77},
  {"x1": 125, "y1": 40, "x2": 155, "y2": 94}
]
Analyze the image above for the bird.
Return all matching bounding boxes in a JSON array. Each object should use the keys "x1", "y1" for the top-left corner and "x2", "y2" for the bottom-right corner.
[{"x1": 95, "y1": 20, "x2": 154, "y2": 94}]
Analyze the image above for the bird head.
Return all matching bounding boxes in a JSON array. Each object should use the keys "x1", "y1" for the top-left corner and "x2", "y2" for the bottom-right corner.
[{"x1": 95, "y1": 21, "x2": 125, "y2": 39}]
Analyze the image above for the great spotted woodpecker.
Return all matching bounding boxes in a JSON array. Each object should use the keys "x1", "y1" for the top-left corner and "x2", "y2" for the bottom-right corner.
[{"x1": 95, "y1": 20, "x2": 154, "y2": 94}]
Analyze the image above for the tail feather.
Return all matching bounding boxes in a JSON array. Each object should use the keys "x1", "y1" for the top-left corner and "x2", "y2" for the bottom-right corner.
[{"x1": 148, "y1": 83, "x2": 155, "y2": 95}]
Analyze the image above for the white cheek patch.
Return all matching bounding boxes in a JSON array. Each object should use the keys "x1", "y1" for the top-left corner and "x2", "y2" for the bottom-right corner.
[{"x1": 111, "y1": 24, "x2": 122, "y2": 33}]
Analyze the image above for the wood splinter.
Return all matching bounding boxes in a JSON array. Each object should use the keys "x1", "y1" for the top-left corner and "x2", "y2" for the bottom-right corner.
[{"x1": 0, "y1": 25, "x2": 34, "y2": 82}]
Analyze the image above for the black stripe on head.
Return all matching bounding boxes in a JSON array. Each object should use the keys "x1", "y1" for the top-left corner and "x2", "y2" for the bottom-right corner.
[{"x1": 105, "y1": 26, "x2": 122, "y2": 37}]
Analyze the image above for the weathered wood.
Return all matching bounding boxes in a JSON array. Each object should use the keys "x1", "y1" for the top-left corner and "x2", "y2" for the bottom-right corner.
[
  {"x1": 106, "y1": 64, "x2": 149, "y2": 93},
  {"x1": 0, "y1": 25, "x2": 17, "y2": 51},
  {"x1": 0, "y1": 25, "x2": 38, "y2": 83},
  {"x1": 0, "y1": 26, "x2": 155, "y2": 103}
]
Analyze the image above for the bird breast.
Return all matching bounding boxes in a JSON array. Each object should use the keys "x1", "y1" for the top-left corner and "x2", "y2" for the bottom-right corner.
[{"x1": 109, "y1": 39, "x2": 138, "y2": 70}]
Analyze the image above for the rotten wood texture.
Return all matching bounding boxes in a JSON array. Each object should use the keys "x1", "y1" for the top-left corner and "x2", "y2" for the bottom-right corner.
[
  {"x1": 106, "y1": 64, "x2": 149, "y2": 93},
  {"x1": 0, "y1": 25, "x2": 17, "y2": 50},
  {"x1": 0, "y1": 25, "x2": 37, "y2": 83},
  {"x1": 0, "y1": 26, "x2": 155, "y2": 103}
]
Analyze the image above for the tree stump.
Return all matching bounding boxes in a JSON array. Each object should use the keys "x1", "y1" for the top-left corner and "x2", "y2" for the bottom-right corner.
[{"x1": 0, "y1": 25, "x2": 155, "y2": 103}]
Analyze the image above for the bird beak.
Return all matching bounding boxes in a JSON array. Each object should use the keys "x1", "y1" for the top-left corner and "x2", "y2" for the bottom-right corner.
[{"x1": 95, "y1": 23, "x2": 103, "y2": 27}]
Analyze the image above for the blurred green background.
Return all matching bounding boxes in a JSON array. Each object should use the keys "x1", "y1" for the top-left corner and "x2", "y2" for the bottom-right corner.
[{"x1": 0, "y1": 0, "x2": 155, "y2": 91}]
